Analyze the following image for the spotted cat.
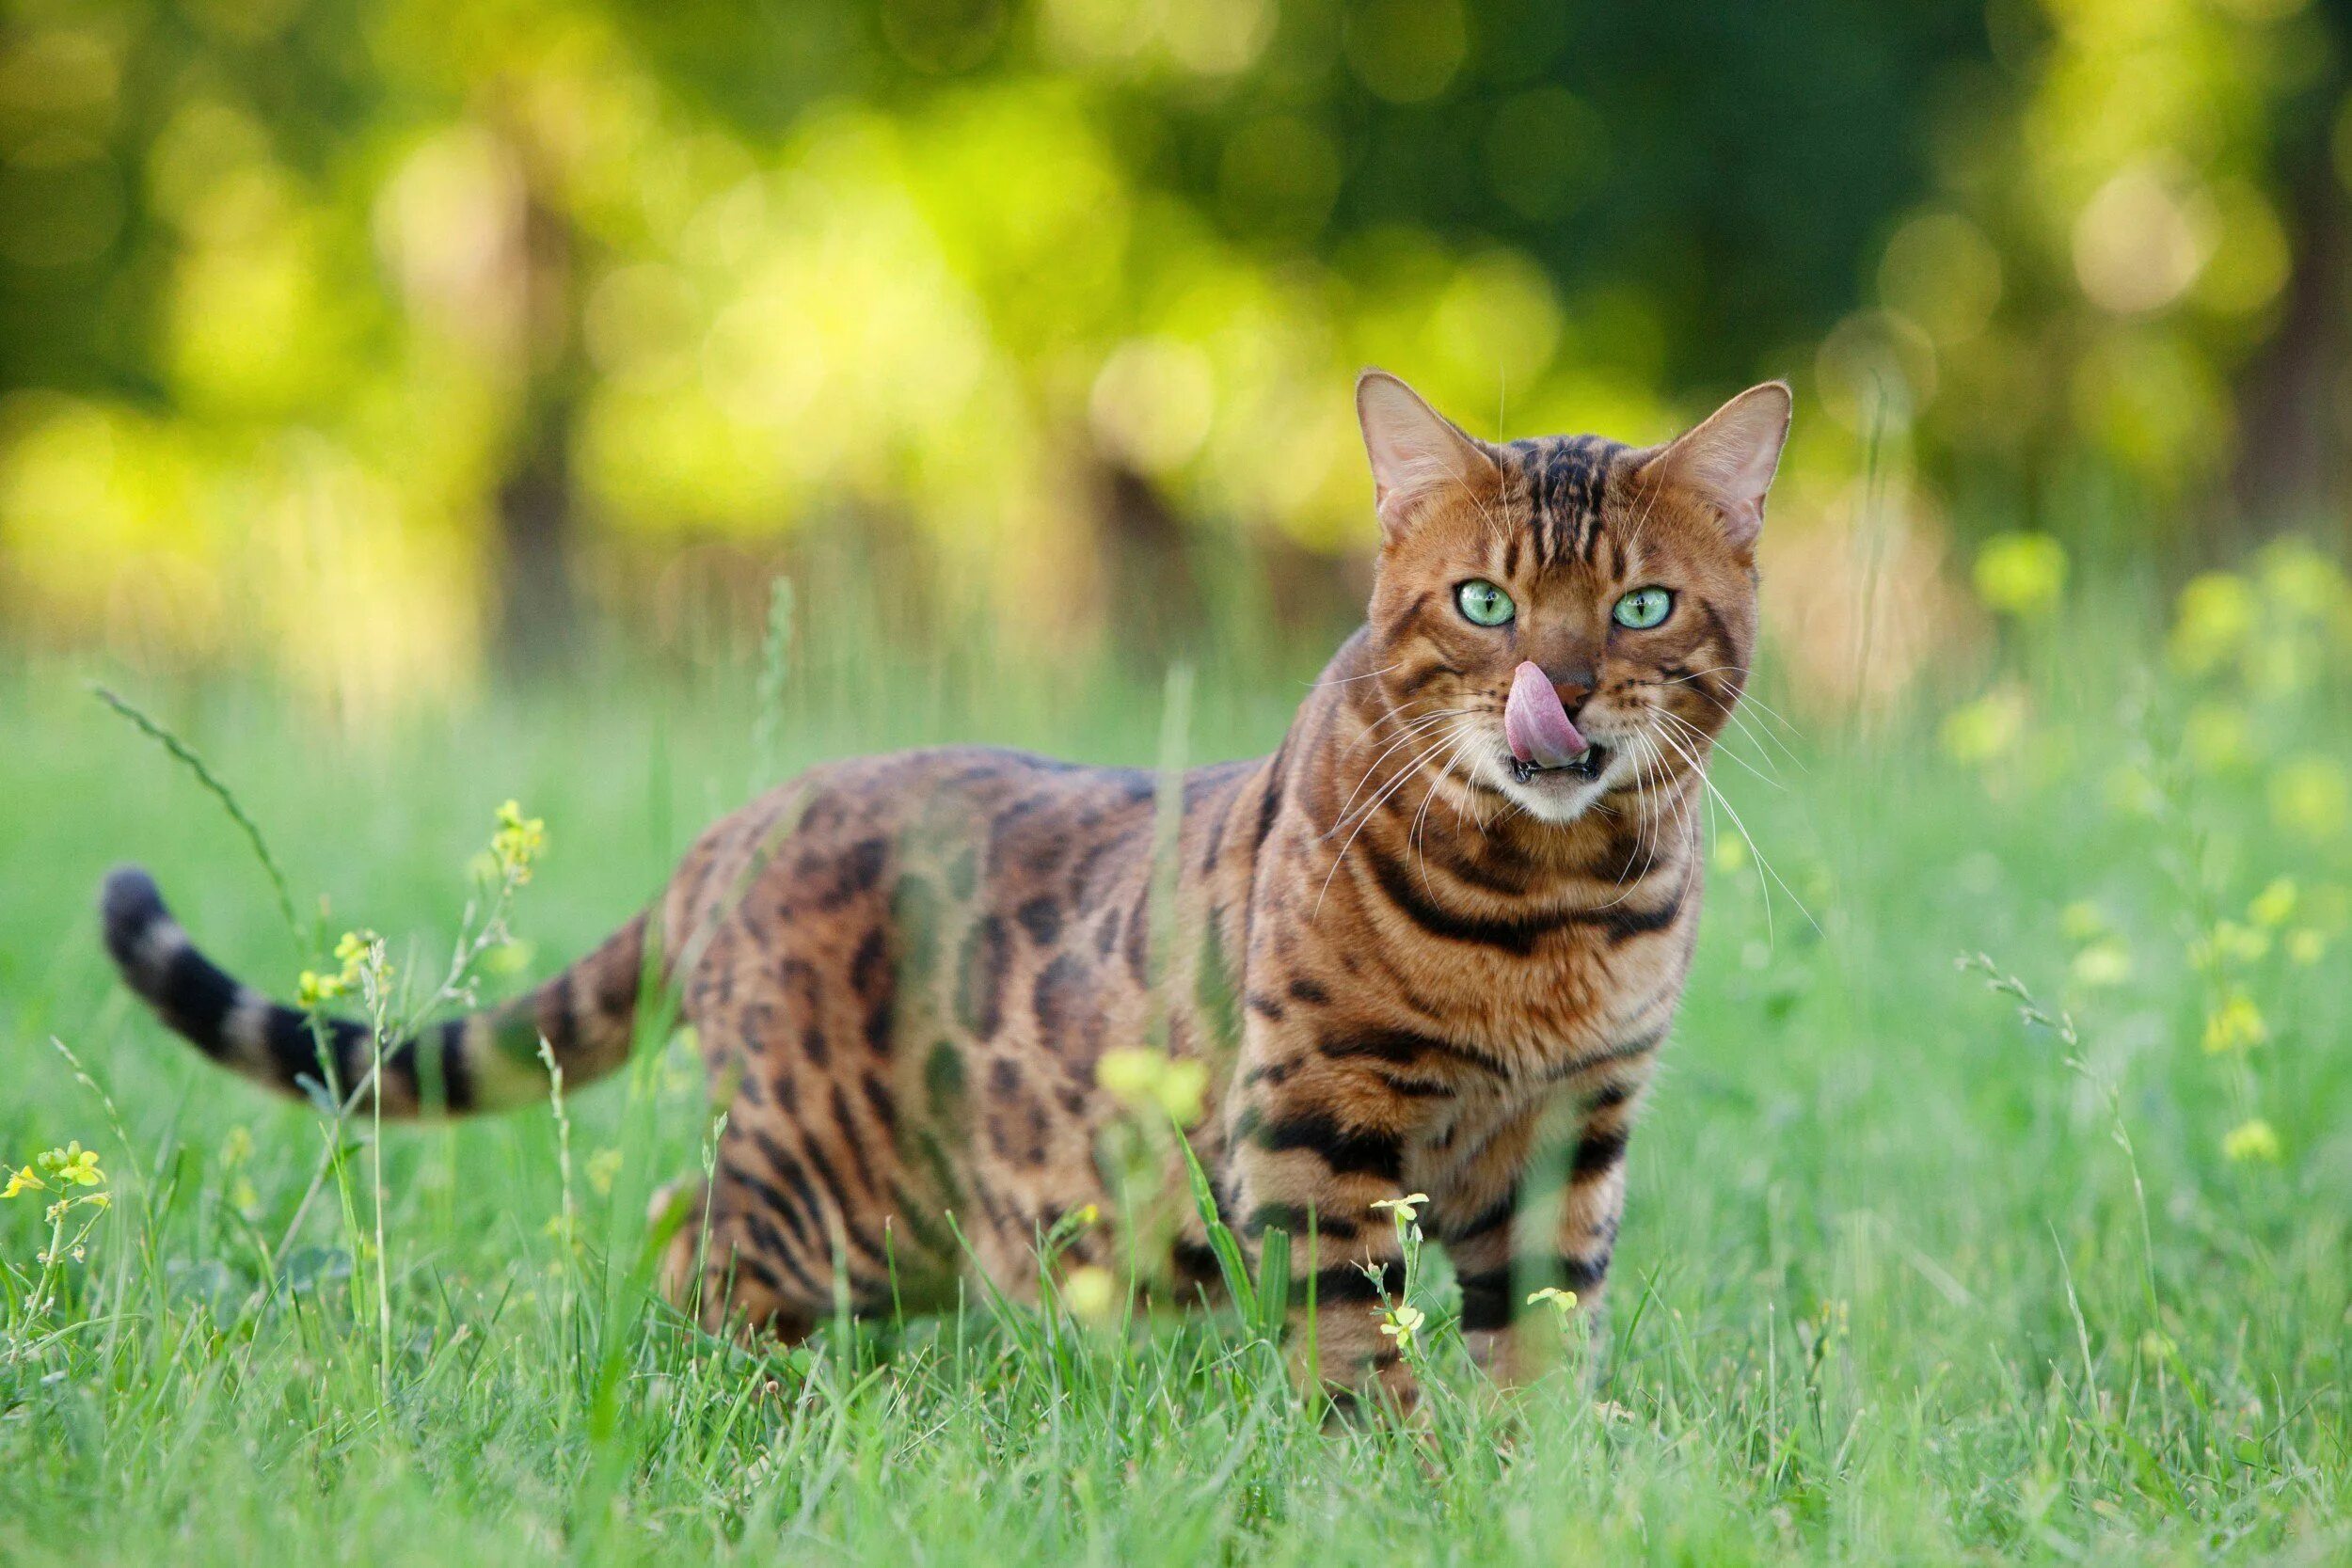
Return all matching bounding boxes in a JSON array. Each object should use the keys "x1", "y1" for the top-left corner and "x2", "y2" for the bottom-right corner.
[{"x1": 102, "y1": 371, "x2": 1790, "y2": 1407}]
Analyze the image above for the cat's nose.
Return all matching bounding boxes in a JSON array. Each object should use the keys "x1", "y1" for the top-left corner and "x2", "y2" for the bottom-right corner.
[{"x1": 1546, "y1": 666, "x2": 1597, "y2": 717}]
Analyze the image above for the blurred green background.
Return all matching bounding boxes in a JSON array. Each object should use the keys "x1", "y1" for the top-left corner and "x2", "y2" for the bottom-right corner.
[
  {"x1": 4, "y1": 0, "x2": 2349, "y2": 710},
  {"x1": 10, "y1": 8, "x2": 2352, "y2": 1560}
]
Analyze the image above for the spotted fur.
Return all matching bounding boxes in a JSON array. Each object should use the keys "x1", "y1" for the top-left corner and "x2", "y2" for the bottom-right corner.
[{"x1": 101, "y1": 371, "x2": 1790, "y2": 1408}]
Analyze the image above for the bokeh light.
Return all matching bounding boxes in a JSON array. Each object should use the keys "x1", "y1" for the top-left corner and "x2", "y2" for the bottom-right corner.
[{"x1": 0, "y1": 0, "x2": 2343, "y2": 715}]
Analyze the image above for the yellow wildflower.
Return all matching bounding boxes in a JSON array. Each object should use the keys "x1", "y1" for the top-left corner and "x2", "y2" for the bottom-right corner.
[
  {"x1": 2218, "y1": 922, "x2": 2269, "y2": 965},
  {"x1": 19, "y1": 1142, "x2": 111, "y2": 1219},
  {"x1": 1526, "y1": 1285, "x2": 1580, "y2": 1320},
  {"x1": 2254, "y1": 538, "x2": 2347, "y2": 620},
  {"x1": 2201, "y1": 993, "x2": 2267, "y2": 1054},
  {"x1": 2246, "y1": 639, "x2": 2316, "y2": 701},
  {"x1": 2104, "y1": 764, "x2": 2164, "y2": 819},
  {"x1": 2070, "y1": 939, "x2": 2132, "y2": 989},
  {"x1": 1973, "y1": 533, "x2": 2068, "y2": 618},
  {"x1": 1154, "y1": 1059, "x2": 1207, "y2": 1128},
  {"x1": 1095, "y1": 1048, "x2": 1207, "y2": 1128},
  {"x1": 1378, "y1": 1303, "x2": 1426, "y2": 1350},
  {"x1": 2286, "y1": 928, "x2": 2326, "y2": 966},
  {"x1": 2169, "y1": 572, "x2": 2257, "y2": 674},
  {"x1": 483, "y1": 939, "x2": 535, "y2": 977},
  {"x1": 1940, "y1": 690, "x2": 2026, "y2": 765},
  {"x1": 2270, "y1": 758, "x2": 2350, "y2": 842},
  {"x1": 492, "y1": 800, "x2": 548, "y2": 883},
  {"x1": 1061, "y1": 1265, "x2": 1118, "y2": 1324},
  {"x1": 2221, "y1": 1118, "x2": 2281, "y2": 1164},
  {"x1": 2191, "y1": 922, "x2": 2269, "y2": 971},
  {"x1": 335, "y1": 931, "x2": 389, "y2": 989},
  {"x1": 2183, "y1": 702, "x2": 2251, "y2": 774},
  {"x1": 50, "y1": 1144, "x2": 102, "y2": 1187},
  {"x1": 1095, "y1": 1047, "x2": 1157, "y2": 1104},
  {"x1": 301, "y1": 930, "x2": 386, "y2": 1008},
  {"x1": 2249, "y1": 879, "x2": 2297, "y2": 929},
  {"x1": 2059, "y1": 901, "x2": 2106, "y2": 943},
  {"x1": 1370, "y1": 1193, "x2": 1431, "y2": 1227}
]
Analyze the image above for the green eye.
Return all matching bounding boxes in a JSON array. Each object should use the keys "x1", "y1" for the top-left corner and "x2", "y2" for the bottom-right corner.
[
  {"x1": 1456, "y1": 579, "x2": 1516, "y2": 627},
  {"x1": 1612, "y1": 586, "x2": 1673, "y2": 630}
]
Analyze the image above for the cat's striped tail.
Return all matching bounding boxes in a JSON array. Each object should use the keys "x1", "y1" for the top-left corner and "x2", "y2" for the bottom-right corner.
[{"x1": 99, "y1": 865, "x2": 652, "y2": 1117}]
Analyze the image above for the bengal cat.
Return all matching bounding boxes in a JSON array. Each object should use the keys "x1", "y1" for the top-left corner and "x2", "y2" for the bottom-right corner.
[{"x1": 102, "y1": 371, "x2": 1789, "y2": 1409}]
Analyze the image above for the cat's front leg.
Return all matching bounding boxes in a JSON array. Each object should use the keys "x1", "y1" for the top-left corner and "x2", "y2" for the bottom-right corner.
[
  {"x1": 1223, "y1": 1027, "x2": 1424, "y2": 1412},
  {"x1": 1542, "y1": 1084, "x2": 1635, "y2": 1335},
  {"x1": 1438, "y1": 1175, "x2": 1525, "y2": 1382},
  {"x1": 1427, "y1": 1101, "x2": 1544, "y2": 1382},
  {"x1": 1438, "y1": 1089, "x2": 1634, "y2": 1384}
]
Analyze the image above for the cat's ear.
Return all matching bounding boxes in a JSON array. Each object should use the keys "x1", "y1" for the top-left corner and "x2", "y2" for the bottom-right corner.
[
  {"x1": 1356, "y1": 370, "x2": 1496, "y2": 535},
  {"x1": 1640, "y1": 382, "x2": 1792, "y2": 550}
]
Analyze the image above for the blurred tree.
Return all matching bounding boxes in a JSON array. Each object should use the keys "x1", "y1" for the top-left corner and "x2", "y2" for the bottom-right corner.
[
  {"x1": 0, "y1": 0, "x2": 2344, "y2": 705},
  {"x1": 1894, "y1": 0, "x2": 2352, "y2": 553},
  {"x1": 2225, "y1": 0, "x2": 2350, "y2": 527},
  {"x1": 485, "y1": 105, "x2": 584, "y2": 669}
]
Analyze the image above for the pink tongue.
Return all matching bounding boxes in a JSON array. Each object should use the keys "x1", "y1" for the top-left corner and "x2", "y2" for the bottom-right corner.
[{"x1": 1504, "y1": 660, "x2": 1587, "y2": 768}]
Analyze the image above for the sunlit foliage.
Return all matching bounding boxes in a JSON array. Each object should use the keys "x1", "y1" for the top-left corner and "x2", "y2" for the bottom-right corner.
[{"x1": 0, "y1": 0, "x2": 2344, "y2": 708}]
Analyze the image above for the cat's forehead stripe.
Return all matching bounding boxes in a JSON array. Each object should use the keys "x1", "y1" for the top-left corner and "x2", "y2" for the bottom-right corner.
[{"x1": 1502, "y1": 435, "x2": 1630, "y2": 569}]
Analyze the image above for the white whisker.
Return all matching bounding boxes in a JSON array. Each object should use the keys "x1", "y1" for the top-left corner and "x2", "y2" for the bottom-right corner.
[
  {"x1": 1649, "y1": 720, "x2": 1819, "y2": 946},
  {"x1": 1310, "y1": 662, "x2": 1405, "y2": 689},
  {"x1": 1655, "y1": 705, "x2": 1782, "y2": 793},
  {"x1": 1312, "y1": 725, "x2": 1468, "y2": 919},
  {"x1": 1327, "y1": 707, "x2": 1475, "y2": 831}
]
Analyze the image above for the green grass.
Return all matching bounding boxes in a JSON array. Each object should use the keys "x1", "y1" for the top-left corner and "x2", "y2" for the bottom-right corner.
[{"x1": 1, "y1": 595, "x2": 2348, "y2": 1566}]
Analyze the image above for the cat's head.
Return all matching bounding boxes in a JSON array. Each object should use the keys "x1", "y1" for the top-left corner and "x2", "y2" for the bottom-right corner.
[{"x1": 1354, "y1": 371, "x2": 1789, "y2": 827}]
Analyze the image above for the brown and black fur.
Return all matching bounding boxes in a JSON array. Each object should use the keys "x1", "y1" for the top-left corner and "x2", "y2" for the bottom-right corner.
[{"x1": 102, "y1": 371, "x2": 1790, "y2": 1408}]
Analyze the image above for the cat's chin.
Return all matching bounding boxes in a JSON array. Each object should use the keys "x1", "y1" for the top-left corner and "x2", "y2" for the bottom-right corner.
[
  {"x1": 1508, "y1": 741, "x2": 1611, "y2": 787},
  {"x1": 1491, "y1": 747, "x2": 1619, "y2": 825}
]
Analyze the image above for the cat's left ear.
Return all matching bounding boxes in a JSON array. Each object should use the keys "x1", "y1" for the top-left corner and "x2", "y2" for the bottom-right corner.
[{"x1": 1639, "y1": 382, "x2": 1792, "y2": 551}]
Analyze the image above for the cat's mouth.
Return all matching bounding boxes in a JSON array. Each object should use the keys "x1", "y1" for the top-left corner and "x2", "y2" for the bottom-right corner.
[{"x1": 1508, "y1": 742, "x2": 1610, "y2": 785}]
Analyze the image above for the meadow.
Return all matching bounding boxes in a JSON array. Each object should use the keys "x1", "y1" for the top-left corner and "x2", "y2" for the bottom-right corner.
[{"x1": 1, "y1": 556, "x2": 2348, "y2": 1566}]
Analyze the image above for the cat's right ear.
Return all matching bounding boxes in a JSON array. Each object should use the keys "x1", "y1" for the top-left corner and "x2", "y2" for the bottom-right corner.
[
  {"x1": 1356, "y1": 370, "x2": 1495, "y2": 537},
  {"x1": 1637, "y1": 381, "x2": 1791, "y2": 552}
]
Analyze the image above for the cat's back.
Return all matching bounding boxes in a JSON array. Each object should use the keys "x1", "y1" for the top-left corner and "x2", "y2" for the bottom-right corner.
[
  {"x1": 659, "y1": 745, "x2": 1157, "y2": 947},
  {"x1": 655, "y1": 742, "x2": 1278, "y2": 1029}
]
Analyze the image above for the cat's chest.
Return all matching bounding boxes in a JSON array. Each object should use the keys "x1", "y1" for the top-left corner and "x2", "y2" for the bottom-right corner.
[{"x1": 1338, "y1": 891, "x2": 1697, "y2": 1079}]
